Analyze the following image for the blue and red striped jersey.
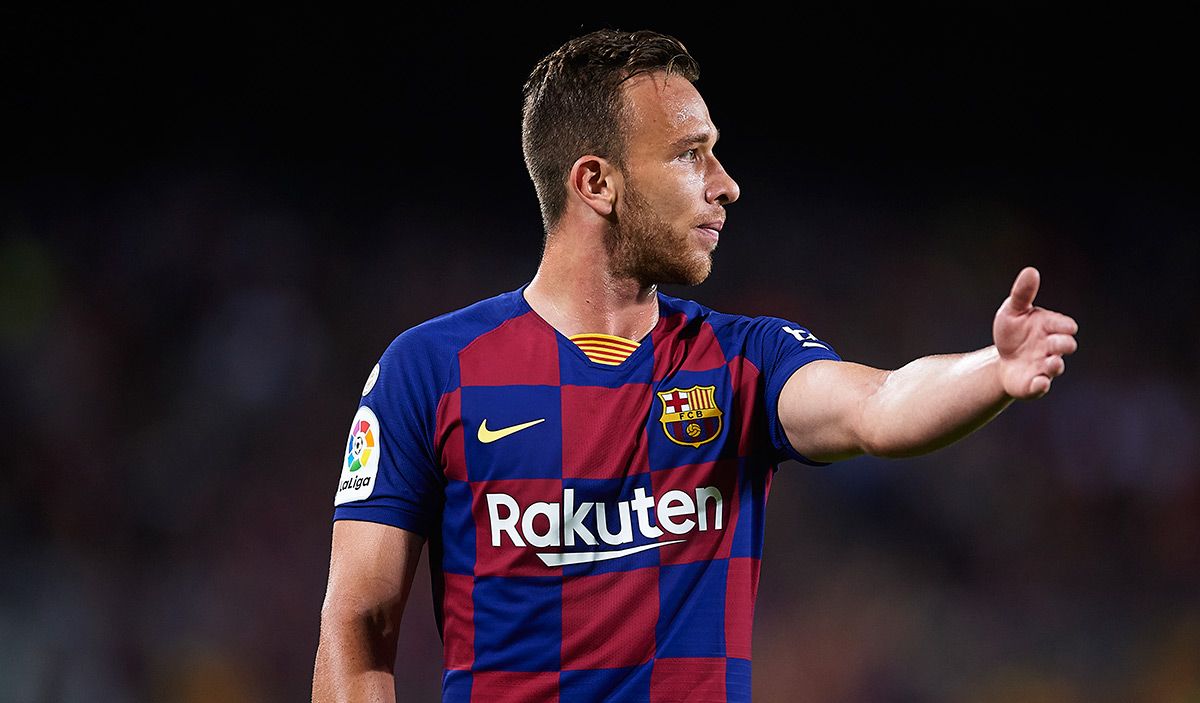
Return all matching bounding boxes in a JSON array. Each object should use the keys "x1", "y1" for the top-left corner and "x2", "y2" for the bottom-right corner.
[{"x1": 332, "y1": 284, "x2": 840, "y2": 702}]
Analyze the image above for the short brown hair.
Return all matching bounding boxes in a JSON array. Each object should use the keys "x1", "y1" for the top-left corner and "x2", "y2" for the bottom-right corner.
[{"x1": 521, "y1": 29, "x2": 699, "y2": 232}]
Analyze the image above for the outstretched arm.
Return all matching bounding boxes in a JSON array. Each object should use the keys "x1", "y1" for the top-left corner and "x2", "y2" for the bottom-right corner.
[
  {"x1": 779, "y1": 267, "x2": 1078, "y2": 462},
  {"x1": 313, "y1": 520, "x2": 425, "y2": 703}
]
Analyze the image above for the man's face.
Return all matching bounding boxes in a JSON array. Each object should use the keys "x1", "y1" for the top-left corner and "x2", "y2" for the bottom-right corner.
[{"x1": 607, "y1": 71, "x2": 740, "y2": 286}]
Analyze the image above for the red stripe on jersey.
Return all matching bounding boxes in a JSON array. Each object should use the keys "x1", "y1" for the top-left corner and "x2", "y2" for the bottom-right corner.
[
  {"x1": 442, "y1": 572, "x2": 475, "y2": 669},
  {"x1": 652, "y1": 316, "x2": 726, "y2": 379},
  {"x1": 437, "y1": 388, "x2": 466, "y2": 482},
  {"x1": 724, "y1": 557, "x2": 760, "y2": 660},
  {"x1": 470, "y1": 670, "x2": 559, "y2": 702},
  {"x1": 562, "y1": 567, "x2": 659, "y2": 669},
  {"x1": 729, "y1": 355, "x2": 768, "y2": 457},
  {"x1": 651, "y1": 658, "x2": 726, "y2": 702},
  {"x1": 461, "y1": 311, "x2": 560, "y2": 386},
  {"x1": 561, "y1": 383, "x2": 653, "y2": 479}
]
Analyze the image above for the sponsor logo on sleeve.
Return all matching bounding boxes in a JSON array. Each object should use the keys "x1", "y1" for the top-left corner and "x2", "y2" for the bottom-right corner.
[
  {"x1": 782, "y1": 325, "x2": 829, "y2": 349},
  {"x1": 334, "y1": 405, "x2": 381, "y2": 505},
  {"x1": 361, "y1": 363, "x2": 380, "y2": 397}
]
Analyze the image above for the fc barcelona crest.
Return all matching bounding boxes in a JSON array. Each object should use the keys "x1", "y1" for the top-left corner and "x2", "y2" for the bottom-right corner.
[{"x1": 657, "y1": 385, "x2": 723, "y2": 448}]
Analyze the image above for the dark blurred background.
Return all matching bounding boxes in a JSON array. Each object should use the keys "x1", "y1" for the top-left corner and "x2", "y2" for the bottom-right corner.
[{"x1": 2, "y1": 7, "x2": 1196, "y2": 702}]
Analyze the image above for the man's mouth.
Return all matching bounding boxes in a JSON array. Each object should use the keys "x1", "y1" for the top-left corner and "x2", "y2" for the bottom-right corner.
[{"x1": 696, "y1": 221, "x2": 723, "y2": 243}]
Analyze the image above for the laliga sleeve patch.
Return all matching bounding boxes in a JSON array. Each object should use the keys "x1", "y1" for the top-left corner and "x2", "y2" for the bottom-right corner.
[
  {"x1": 361, "y1": 363, "x2": 380, "y2": 397},
  {"x1": 334, "y1": 405, "x2": 381, "y2": 505}
]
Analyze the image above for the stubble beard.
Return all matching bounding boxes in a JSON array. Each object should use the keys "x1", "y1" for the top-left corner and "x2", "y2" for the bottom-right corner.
[{"x1": 606, "y1": 182, "x2": 714, "y2": 287}]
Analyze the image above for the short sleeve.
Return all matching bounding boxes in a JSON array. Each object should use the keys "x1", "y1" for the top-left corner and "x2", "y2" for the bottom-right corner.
[
  {"x1": 747, "y1": 317, "x2": 842, "y2": 465},
  {"x1": 331, "y1": 330, "x2": 447, "y2": 536}
]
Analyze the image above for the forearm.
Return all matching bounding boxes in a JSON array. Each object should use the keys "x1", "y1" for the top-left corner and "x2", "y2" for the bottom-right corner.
[
  {"x1": 312, "y1": 607, "x2": 399, "y2": 703},
  {"x1": 860, "y1": 346, "x2": 1012, "y2": 458}
]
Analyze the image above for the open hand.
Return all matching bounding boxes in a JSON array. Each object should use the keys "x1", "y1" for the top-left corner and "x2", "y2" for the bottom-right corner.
[{"x1": 994, "y1": 267, "x2": 1079, "y2": 399}]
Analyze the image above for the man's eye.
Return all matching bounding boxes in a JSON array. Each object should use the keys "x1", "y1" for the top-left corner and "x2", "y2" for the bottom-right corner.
[{"x1": 680, "y1": 148, "x2": 698, "y2": 161}]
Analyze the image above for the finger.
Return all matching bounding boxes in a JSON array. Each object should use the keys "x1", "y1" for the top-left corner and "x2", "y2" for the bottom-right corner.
[
  {"x1": 1028, "y1": 375, "x2": 1051, "y2": 397},
  {"x1": 1041, "y1": 312, "x2": 1079, "y2": 336},
  {"x1": 1044, "y1": 355, "x2": 1066, "y2": 378},
  {"x1": 1008, "y1": 266, "x2": 1040, "y2": 312},
  {"x1": 1046, "y1": 334, "x2": 1078, "y2": 356}
]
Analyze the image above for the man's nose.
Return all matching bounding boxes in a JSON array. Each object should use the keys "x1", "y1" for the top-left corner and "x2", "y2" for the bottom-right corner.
[{"x1": 706, "y1": 158, "x2": 740, "y2": 205}]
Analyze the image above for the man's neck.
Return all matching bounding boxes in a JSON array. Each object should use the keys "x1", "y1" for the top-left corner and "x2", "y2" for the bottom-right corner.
[{"x1": 524, "y1": 231, "x2": 659, "y2": 342}]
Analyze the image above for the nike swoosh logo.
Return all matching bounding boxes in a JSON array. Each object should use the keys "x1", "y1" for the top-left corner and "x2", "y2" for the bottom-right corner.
[{"x1": 477, "y1": 417, "x2": 546, "y2": 444}]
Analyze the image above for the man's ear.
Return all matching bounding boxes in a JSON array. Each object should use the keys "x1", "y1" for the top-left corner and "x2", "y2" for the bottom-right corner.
[{"x1": 567, "y1": 154, "x2": 621, "y2": 218}]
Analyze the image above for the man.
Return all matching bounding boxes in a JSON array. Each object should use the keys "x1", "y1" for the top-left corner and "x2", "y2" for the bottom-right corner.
[{"x1": 312, "y1": 29, "x2": 1078, "y2": 702}]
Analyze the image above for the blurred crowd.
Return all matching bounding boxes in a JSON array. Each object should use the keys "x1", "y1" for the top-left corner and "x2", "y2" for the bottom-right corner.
[
  {"x1": 3, "y1": 7, "x2": 1198, "y2": 702},
  {"x1": 1, "y1": 164, "x2": 1195, "y2": 701}
]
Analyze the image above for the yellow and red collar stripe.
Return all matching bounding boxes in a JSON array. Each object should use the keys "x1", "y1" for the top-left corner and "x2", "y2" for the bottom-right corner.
[{"x1": 568, "y1": 333, "x2": 640, "y2": 365}]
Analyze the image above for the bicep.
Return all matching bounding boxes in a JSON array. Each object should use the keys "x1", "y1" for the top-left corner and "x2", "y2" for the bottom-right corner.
[
  {"x1": 777, "y1": 359, "x2": 888, "y2": 463},
  {"x1": 322, "y1": 520, "x2": 425, "y2": 634}
]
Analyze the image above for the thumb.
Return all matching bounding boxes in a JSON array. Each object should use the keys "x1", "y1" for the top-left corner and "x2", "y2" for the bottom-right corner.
[{"x1": 1006, "y1": 266, "x2": 1040, "y2": 313}]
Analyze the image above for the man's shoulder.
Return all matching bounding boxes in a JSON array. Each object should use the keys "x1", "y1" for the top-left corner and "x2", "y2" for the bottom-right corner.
[
  {"x1": 657, "y1": 289, "x2": 824, "y2": 329},
  {"x1": 381, "y1": 287, "x2": 526, "y2": 360},
  {"x1": 656, "y1": 289, "x2": 757, "y2": 330},
  {"x1": 656, "y1": 290, "x2": 825, "y2": 356}
]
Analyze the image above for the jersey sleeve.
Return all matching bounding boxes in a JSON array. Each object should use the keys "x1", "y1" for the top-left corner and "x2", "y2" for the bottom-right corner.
[
  {"x1": 746, "y1": 316, "x2": 842, "y2": 465},
  {"x1": 331, "y1": 330, "x2": 447, "y2": 536}
]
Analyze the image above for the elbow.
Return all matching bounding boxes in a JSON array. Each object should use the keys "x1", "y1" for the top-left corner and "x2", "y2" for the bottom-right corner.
[
  {"x1": 318, "y1": 597, "x2": 402, "y2": 669},
  {"x1": 857, "y1": 423, "x2": 931, "y2": 460},
  {"x1": 854, "y1": 378, "x2": 935, "y2": 459},
  {"x1": 320, "y1": 598, "x2": 395, "y2": 640},
  {"x1": 863, "y1": 441, "x2": 930, "y2": 460},
  {"x1": 319, "y1": 600, "x2": 360, "y2": 633},
  {"x1": 313, "y1": 604, "x2": 399, "y2": 703}
]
